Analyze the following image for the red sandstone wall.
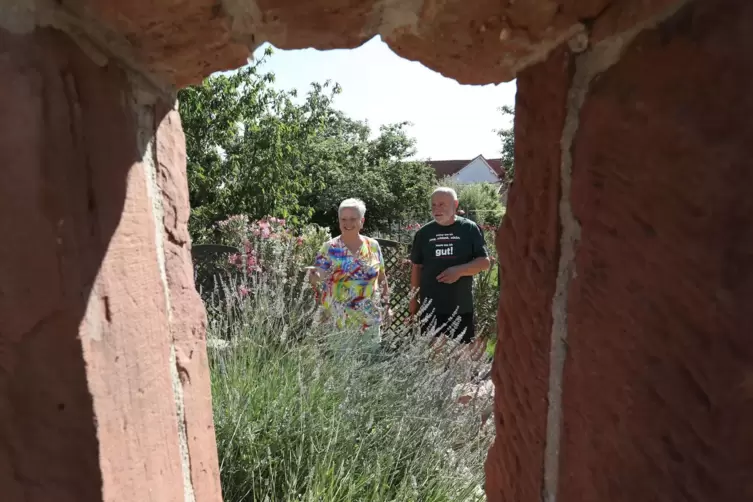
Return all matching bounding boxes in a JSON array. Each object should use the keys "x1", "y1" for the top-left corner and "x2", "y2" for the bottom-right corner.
[
  {"x1": 486, "y1": 46, "x2": 571, "y2": 502},
  {"x1": 154, "y1": 100, "x2": 223, "y2": 502},
  {"x1": 489, "y1": 1, "x2": 753, "y2": 501},
  {"x1": 0, "y1": 28, "x2": 220, "y2": 502},
  {"x1": 562, "y1": 1, "x2": 753, "y2": 500}
]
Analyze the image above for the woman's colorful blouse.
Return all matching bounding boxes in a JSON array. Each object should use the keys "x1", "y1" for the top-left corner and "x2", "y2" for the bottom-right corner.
[{"x1": 313, "y1": 236, "x2": 385, "y2": 329}]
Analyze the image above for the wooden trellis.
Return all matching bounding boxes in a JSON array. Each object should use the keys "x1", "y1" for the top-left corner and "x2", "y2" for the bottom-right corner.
[
  {"x1": 375, "y1": 238, "x2": 412, "y2": 335},
  {"x1": 191, "y1": 239, "x2": 414, "y2": 336},
  {"x1": 191, "y1": 244, "x2": 239, "y2": 299}
]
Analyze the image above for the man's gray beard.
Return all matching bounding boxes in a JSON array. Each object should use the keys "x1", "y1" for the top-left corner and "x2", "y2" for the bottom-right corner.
[{"x1": 434, "y1": 215, "x2": 456, "y2": 225}]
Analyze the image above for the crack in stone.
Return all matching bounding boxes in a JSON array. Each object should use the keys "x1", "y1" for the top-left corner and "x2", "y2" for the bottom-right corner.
[
  {"x1": 133, "y1": 89, "x2": 196, "y2": 502},
  {"x1": 170, "y1": 345, "x2": 197, "y2": 502}
]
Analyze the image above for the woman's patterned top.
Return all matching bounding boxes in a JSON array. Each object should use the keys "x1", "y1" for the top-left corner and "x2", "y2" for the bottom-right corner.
[{"x1": 313, "y1": 236, "x2": 385, "y2": 329}]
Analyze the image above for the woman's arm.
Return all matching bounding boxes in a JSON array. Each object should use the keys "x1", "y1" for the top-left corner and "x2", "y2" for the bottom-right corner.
[
  {"x1": 409, "y1": 263, "x2": 422, "y2": 316},
  {"x1": 307, "y1": 241, "x2": 333, "y2": 302},
  {"x1": 374, "y1": 239, "x2": 391, "y2": 310},
  {"x1": 378, "y1": 268, "x2": 390, "y2": 304}
]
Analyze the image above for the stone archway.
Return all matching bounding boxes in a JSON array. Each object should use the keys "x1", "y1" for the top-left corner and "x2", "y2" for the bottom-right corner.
[{"x1": 1, "y1": 1, "x2": 751, "y2": 501}]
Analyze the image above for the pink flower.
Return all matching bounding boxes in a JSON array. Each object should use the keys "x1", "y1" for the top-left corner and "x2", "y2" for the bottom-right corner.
[
  {"x1": 238, "y1": 286, "x2": 250, "y2": 297},
  {"x1": 244, "y1": 253, "x2": 261, "y2": 273},
  {"x1": 296, "y1": 236, "x2": 304, "y2": 246},
  {"x1": 229, "y1": 242, "x2": 262, "y2": 274}
]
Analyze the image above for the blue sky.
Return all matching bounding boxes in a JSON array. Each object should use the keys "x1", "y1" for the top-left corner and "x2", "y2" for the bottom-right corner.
[{"x1": 250, "y1": 36, "x2": 516, "y2": 161}]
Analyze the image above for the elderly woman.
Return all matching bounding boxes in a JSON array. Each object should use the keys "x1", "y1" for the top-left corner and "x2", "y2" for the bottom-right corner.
[{"x1": 307, "y1": 198, "x2": 391, "y2": 345}]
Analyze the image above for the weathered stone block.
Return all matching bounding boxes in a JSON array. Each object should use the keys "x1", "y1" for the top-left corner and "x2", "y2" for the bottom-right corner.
[{"x1": 0, "y1": 27, "x2": 220, "y2": 502}]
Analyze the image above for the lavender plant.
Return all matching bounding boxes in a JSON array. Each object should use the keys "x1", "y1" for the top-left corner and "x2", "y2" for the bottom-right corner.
[{"x1": 205, "y1": 227, "x2": 494, "y2": 502}]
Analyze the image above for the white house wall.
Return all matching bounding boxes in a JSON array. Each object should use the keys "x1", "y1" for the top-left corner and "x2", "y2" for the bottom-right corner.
[{"x1": 452, "y1": 157, "x2": 500, "y2": 184}]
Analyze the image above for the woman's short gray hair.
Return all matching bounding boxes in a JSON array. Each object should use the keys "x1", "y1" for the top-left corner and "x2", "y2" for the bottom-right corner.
[{"x1": 338, "y1": 198, "x2": 367, "y2": 218}]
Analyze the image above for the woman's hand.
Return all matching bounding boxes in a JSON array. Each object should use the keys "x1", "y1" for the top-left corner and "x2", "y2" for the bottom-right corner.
[
  {"x1": 383, "y1": 307, "x2": 394, "y2": 328},
  {"x1": 304, "y1": 266, "x2": 330, "y2": 286}
]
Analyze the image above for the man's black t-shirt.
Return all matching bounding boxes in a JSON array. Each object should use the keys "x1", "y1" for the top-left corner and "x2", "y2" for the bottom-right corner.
[{"x1": 410, "y1": 217, "x2": 488, "y2": 315}]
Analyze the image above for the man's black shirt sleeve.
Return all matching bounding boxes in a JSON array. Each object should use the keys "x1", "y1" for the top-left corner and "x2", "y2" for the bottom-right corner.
[
  {"x1": 410, "y1": 228, "x2": 424, "y2": 265},
  {"x1": 470, "y1": 223, "x2": 489, "y2": 259}
]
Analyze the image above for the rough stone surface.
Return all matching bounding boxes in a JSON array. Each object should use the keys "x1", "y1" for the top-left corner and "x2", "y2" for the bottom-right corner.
[
  {"x1": 154, "y1": 101, "x2": 223, "y2": 502},
  {"x1": 52, "y1": 0, "x2": 250, "y2": 88},
  {"x1": 12, "y1": 0, "x2": 684, "y2": 87},
  {"x1": 0, "y1": 27, "x2": 117, "y2": 501},
  {"x1": 0, "y1": 27, "x2": 220, "y2": 502},
  {"x1": 562, "y1": 0, "x2": 753, "y2": 501},
  {"x1": 591, "y1": 0, "x2": 687, "y2": 41},
  {"x1": 485, "y1": 46, "x2": 570, "y2": 502}
]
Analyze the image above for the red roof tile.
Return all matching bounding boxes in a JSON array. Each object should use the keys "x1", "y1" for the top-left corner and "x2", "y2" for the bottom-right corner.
[
  {"x1": 427, "y1": 159, "x2": 470, "y2": 178},
  {"x1": 486, "y1": 158, "x2": 505, "y2": 177}
]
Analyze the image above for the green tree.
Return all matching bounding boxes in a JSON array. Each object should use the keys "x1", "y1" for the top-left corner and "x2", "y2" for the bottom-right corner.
[
  {"x1": 304, "y1": 122, "x2": 436, "y2": 235},
  {"x1": 179, "y1": 48, "x2": 435, "y2": 242},
  {"x1": 457, "y1": 183, "x2": 505, "y2": 226},
  {"x1": 438, "y1": 178, "x2": 505, "y2": 227},
  {"x1": 494, "y1": 105, "x2": 515, "y2": 183}
]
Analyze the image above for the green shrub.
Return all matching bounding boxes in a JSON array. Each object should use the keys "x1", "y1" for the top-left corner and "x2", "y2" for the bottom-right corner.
[
  {"x1": 435, "y1": 179, "x2": 504, "y2": 228},
  {"x1": 472, "y1": 218, "x2": 501, "y2": 343}
]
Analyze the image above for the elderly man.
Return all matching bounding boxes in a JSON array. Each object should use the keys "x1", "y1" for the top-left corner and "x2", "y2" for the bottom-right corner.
[{"x1": 409, "y1": 187, "x2": 491, "y2": 345}]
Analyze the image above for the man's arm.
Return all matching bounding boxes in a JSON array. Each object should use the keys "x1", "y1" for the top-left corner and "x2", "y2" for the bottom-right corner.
[
  {"x1": 457, "y1": 256, "x2": 491, "y2": 276},
  {"x1": 436, "y1": 256, "x2": 490, "y2": 283},
  {"x1": 409, "y1": 263, "x2": 422, "y2": 316},
  {"x1": 410, "y1": 263, "x2": 422, "y2": 291},
  {"x1": 409, "y1": 229, "x2": 424, "y2": 317}
]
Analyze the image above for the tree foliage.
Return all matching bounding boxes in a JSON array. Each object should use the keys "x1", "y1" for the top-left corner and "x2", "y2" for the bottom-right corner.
[
  {"x1": 178, "y1": 48, "x2": 436, "y2": 242},
  {"x1": 438, "y1": 178, "x2": 505, "y2": 227},
  {"x1": 494, "y1": 104, "x2": 515, "y2": 183},
  {"x1": 457, "y1": 183, "x2": 505, "y2": 226}
]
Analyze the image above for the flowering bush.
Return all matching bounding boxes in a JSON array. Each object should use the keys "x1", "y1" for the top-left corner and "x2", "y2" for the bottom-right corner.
[
  {"x1": 212, "y1": 214, "x2": 332, "y2": 300},
  {"x1": 206, "y1": 212, "x2": 501, "y2": 345}
]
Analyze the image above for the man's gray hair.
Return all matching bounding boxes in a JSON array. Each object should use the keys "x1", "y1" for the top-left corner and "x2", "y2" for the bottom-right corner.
[
  {"x1": 432, "y1": 187, "x2": 458, "y2": 201},
  {"x1": 338, "y1": 198, "x2": 367, "y2": 218}
]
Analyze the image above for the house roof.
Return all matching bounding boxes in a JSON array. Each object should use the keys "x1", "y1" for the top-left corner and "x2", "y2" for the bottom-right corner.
[
  {"x1": 427, "y1": 159, "x2": 470, "y2": 178},
  {"x1": 486, "y1": 158, "x2": 505, "y2": 178},
  {"x1": 427, "y1": 155, "x2": 505, "y2": 180}
]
